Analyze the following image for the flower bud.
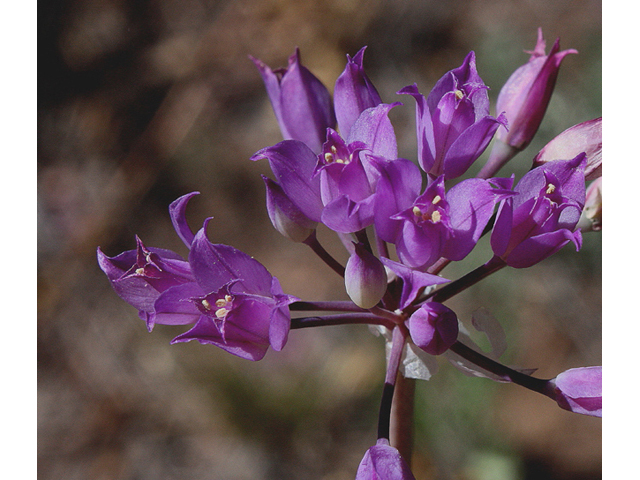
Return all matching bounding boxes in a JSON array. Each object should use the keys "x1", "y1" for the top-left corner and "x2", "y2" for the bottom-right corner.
[
  {"x1": 533, "y1": 117, "x2": 602, "y2": 181},
  {"x1": 262, "y1": 175, "x2": 316, "y2": 242},
  {"x1": 344, "y1": 243, "x2": 387, "y2": 308},
  {"x1": 407, "y1": 302, "x2": 458, "y2": 355},
  {"x1": 251, "y1": 49, "x2": 336, "y2": 153},
  {"x1": 355, "y1": 439, "x2": 416, "y2": 480},
  {"x1": 576, "y1": 177, "x2": 602, "y2": 232},
  {"x1": 547, "y1": 366, "x2": 602, "y2": 417},
  {"x1": 495, "y1": 28, "x2": 577, "y2": 151}
]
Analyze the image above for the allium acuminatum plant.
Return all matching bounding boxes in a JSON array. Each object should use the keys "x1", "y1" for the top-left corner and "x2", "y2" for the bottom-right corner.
[{"x1": 99, "y1": 28, "x2": 601, "y2": 479}]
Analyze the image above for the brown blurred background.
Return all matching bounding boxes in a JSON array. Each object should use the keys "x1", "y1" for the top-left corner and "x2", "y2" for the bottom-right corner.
[{"x1": 38, "y1": 1, "x2": 602, "y2": 479}]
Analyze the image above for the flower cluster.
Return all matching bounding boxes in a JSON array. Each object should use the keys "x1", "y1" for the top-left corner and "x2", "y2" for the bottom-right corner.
[{"x1": 98, "y1": 29, "x2": 601, "y2": 479}]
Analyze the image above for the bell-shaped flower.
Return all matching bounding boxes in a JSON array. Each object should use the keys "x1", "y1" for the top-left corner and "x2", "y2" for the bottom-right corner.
[
  {"x1": 334, "y1": 46, "x2": 383, "y2": 139},
  {"x1": 391, "y1": 176, "x2": 512, "y2": 270},
  {"x1": 344, "y1": 242, "x2": 388, "y2": 308},
  {"x1": 355, "y1": 439, "x2": 416, "y2": 480},
  {"x1": 99, "y1": 192, "x2": 297, "y2": 360},
  {"x1": 262, "y1": 175, "x2": 317, "y2": 242},
  {"x1": 491, "y1": 154, "x2": 586, "y2": 268},
  {"x1": 407, "y1": 302, "x2": 459, "y2": 355},
  {"x1": 533, "y1": 117, "x2": 602, "y2": 181},
  {"x1": 251, "y1": 48, "x2": 336, "y2": 153},
  {"x1": 314, "y1": 129, "x2": 380, "y2": 233},
  {"x1": 495, "y1": 28, "x2": 577, "y2": 151},
  {"x1": 546, "y1": 366, "x2": 602, "y2": 417},
  {"x1": 399, "y1": 52, "x2": 507, "y2": 180},
  {"x1": 167, "y1": 220, "x2": 297, "y2": 360}
]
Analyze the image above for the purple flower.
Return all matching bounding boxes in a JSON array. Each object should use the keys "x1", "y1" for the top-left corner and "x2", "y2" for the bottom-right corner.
[
  {"x1": 547, "y1": 366, "x2": 602, "y2": 417},
  {"x1": 495, "y1": 28, "x2": 577, "y2": 151},
  {"x1": 391, "y1": 176, "x2": 512, "y2": 269},
  {"x1": 171, "y1": 221, "x2": 298, "y2": 360},
  {"x1": 98, "y1": 193, "x2": 297, "y2": 360},
  {"x1": 251, "y1": 48, "x2": 336, "y2": 153},
  {"x1": 491, "y1": 154, "x2": 586, "y2": 268},
  {"x1": 399, "y1": 52, "x2": 507, "y2": 180},
  {"x1": 533, "y1": 117, "x2": 602, "y2": 181},
  {"x1": 407, "y1": 302, "x2": 459, "y2": 355},
  {"x1": 253, "y1": 103, "x2": 400, "y2": 234},
  {"x1": 355, "y1": 439, "x2": 416, "y2": 480},
  {"x1": 334, "y1": 46, "x2": 383, "y2": 139}
]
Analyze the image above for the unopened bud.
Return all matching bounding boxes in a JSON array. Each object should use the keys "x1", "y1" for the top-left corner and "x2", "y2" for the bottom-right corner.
[
  {"x1": 533, "y1": 117, "x2": 602, "y2": 180},
  {"x1": 547, "y1": 366, "x2": 602, "y2": 417},
  {"x1": 407, "y1": 302, "x2": 458, "y2": 355},
  {"x1": 577, "y1": 177, "x2": 602, "y2": 232},
  {"x1": 344, "y1": 243, "x2": 387, "y2": 309},
  {"x1": 263, "y1": 176, "x2": 316, "y2": 242}
]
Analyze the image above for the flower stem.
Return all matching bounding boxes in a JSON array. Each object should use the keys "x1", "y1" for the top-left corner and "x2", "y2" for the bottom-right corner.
[
  {"x1": 477, "y1": 139, "x2": 520, "y2": 179},
  {"x1": 427, "y1": 255, "x2": 507, "y2": 304},
  {"x1": 303, "y1": 230, "x2": 345, "y2": 277},
  {"x1": 377, "y1": 325, "x2": 406, "y2": 441},
  {"x1": 390, "y1": 373, "x2": 415, "y2": 465},
  {"x1": 449, "y1": 340, "x2": 549, "y2": 394},
  {"x1": 290, "y1": 313, "x2": 395, "y2": 330},
  {"x1": 289, "y1": 300, "x2": 366, "y2": 312}
]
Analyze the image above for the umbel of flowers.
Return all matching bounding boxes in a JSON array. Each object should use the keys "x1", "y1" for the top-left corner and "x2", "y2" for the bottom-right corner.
[{"x1": 98, "y1": 28, "x2": 602, "y2": 479}]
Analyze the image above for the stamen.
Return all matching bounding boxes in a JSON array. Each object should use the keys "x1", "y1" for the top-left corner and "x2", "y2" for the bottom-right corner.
[
  {"x1": 431, "y1": 211, "x2": 442, "y2": 223},
  {"x1": 135, "y1": 267, "x2": 145, "y2": 275},
  {"x1": 215, "y1": 307, "x2": 229, "y2": 319},
  {"x1": 432, "y1": 195, "x2": 442, "y2": 205},
  {"x1": 546, "y1": 183, "x2": 556, "y2": 195},
  {"x1": 412, "y1": 206, "x2": 422, "y2": 217},
  {"x1": 324, "y1": 152, "x2": 334, "y2": 163},
  {"x1": 215, "y1": 298, "x2": 228, "y2": 308},
  {"x1": 454, "y1": 89, "x2": 464, "y2": 100},
  {"x1": 201, "y1": 299, "x2": 212, "y2": 310},
  {"x1": 331, "y1": 145, "x2": 338, "y2": 155}
]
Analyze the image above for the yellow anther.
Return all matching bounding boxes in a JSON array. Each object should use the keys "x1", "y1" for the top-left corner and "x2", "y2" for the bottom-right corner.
[
  {"x1": 225, "y1": 295, "x2": 232, "y2": 303},
  {"x1": 201, "y1": 299, "x2": 212, "y2": 310},
  {"x1": 215, "y1": 307, "x2": 229, "y2": 319},
  {"x1": 336, "y1": 158, "x2": 345, "y2": 164},
  {"x1": 331, "y1": 145, "x2": 338, "y2": 155},
  {"x1": 413, "y1": 206, "x2": 423, "y2": 217},
  {"x1": 135, "y1": 267, "x2": 145, "y2": 275},
  {"x1": 454, "y1": 89, "x2": 464, "y2": 100},
  {"x1": 215, "y1": 298, "x2": 227, "y2": 308},
  {"x1": 432, "y1": 195, "x2": 442, "y2": 205},
  {"x1": 431, "y1": 211, "x2": 442, "y2": 223},
  {"x1": 324, "y1": 152, "x2": 334, "y2": 163},
  {"x1": 546, "y1": 183, "x2": 556, "y2": 195}
]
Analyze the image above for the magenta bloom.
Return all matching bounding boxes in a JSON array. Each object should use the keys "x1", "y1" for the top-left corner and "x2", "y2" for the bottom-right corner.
[
  {"x1": 98, "y1": 193, "x2": 297, "y2": 361},
  {"x1": 495, "y1": 28, "x2": 577, "y2": 151},
  {"x1": 407, "y1": 302, "x2": 459, "y2": 355},
  {"x1": 391, "y1": 176, "x2": 512, "y2": 269},
  {"x1": 399, "y1": 52, "x2": 507, "y2": 180},
  {"x1": 491, "y1": 154, "x2": 586, "y2": 268},
  {"x1": 251, "y1": 48, "x2": 336, "y2": 153},
  {"x1": 548, "y1": 366, "x2": 602, "y2": 417},
  {"x1": 355, "y1": 439, "x2": 416, "y2": 480}
]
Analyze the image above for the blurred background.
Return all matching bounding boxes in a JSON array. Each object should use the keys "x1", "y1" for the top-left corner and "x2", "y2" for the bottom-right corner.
[{"x1": 38, "y1": 0, "x2": 602, "y2": 479}]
